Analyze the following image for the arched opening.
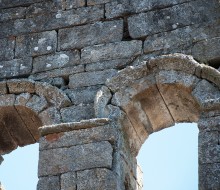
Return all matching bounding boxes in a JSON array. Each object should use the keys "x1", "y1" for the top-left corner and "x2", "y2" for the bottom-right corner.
[{"x1": 137, "y1": 123, "x2": 198, "y2": 190}]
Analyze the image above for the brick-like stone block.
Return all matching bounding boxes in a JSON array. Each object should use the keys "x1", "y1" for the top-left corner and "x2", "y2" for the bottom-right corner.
[
  {"x1": 81, "y1": 41, "x2": 142, "y2": 63},
  {"x1": 7, "y1": 79, "x2": 35, "y2": 94},
  {"x1": 61, "y1": 172, "x2": 76, "y2": 190},
  {"x1": 33, "y1": 50, "x2": 80, "y2": 73},
  {"x1": 198, "y1": 116, "x2": 220, "y2": 132},
  {"x1": 16, "y1": 31, "x2": 57, "y2": 58},
  {"x1": 65, "y1": 0, "x2": 85, "y2": 9},
  {"x1": 77, "y1": 168, "x2": 117, "y2": 190},
  {"x1": 69, "y1": 69, "x2": 117, "y2": 88},
  {"x1": 60, "y1": 104, "x2": 94, "y2": 122},
  {"x1": 37, "y1": 176, "x2": 60, "y2": 190},
  {"x1": 0, "y1": 38, "x2": 15, "y2": 61},
  {"x1": 0, "y1": 0, "x2": 43, "y2": 9},
  {"x1": 0, "y1": 94, "x2": 15, "y2": 106},
  {"x1": 0, "y1": 82, "x2": 7, "y2": 95},
  {"x1": 38, "y1": 141, "x2": 113, "y2": 176},
  {"x1": 39, "y1": 107, "x2": 62, "y2": 125},
  {"x1": 0, "y1": 7, "x2": 26, "y2": 22},
  {"x1": 26, "y1": 95, "x2": 48, "y2": 113},
  {"x1": 59, "y1": 20, "x2": 123, "y2": 50}
]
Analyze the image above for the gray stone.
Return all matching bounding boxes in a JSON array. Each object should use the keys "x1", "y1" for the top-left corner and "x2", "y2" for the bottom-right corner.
[
  {"x1": 40, "y1": 77, "x2": 66, "y2": 88},
  {"x1": 15, "y1": 93, "x2": 31, "y2": 106},
  {"x1": 15, "y1": 31, "x2": 57, "y2": 58},
  {"x1": 0, "y1": 57, "x2": 32, "y2": 79},
  {"x1": 0, "y1": 7, "x2": 26, "y2": 22},
  {"x1": 60, "y1": 104, "x2": 94, "y2": 122},
  {"x1": 65, "y1": 85, "x2": 101, "y2": 105},
  {"x1": 0, "y1": 38, "x2": 15, "y2": 61},
  {"x1": 37, "y1": 176, "x2": 60, "y2": 190},
  {"x1": 33, "y1": 50, "x2": 80, "y2": 73},
  {"x1": 0, "y1": 94, "x2": 15, "y2": 106},
  {"x1": 0, "y1": 0, "x2": 43, "y2": 9},
  {"x1": 87, "y1": 0, "x2": 111, "y2": 5},
  {"x1": 61, "y1": 172, "x2": 76, "y2": 190},
  {"x1": 39, "y1": 107, "x2": 61, "y2": 125},
  {"x1": 81, "y1": 41, "x2": 142, "y2": 64},
  {"x1": 39, "y1": 125, "x2": 117, "y2": 150},
  {"x1": 77, "y1": 168, "x2": 117, "y2": 190},
  {"x1": 29, "y1": 65, "x2": 84, "y2": 81},
  {"x1": 59, "y1": 20, "x2": 123, "y2": 50},
  {"x1": 0, "y1": 82, "x2": 7, "y2": 95},
  {"x1": 38, "y1": 141, "x2": 113, "y2": 176},
  {"x1": 69, "y1": 69, "x2": 117, "y2": 88},
  {"x1": 7, "y1": 79, "x2": 35, "y2": 94},
  {"x1": 85, "y1": 59, "x2": 130, "y2": 72},
  {"x1": 65, "y1": 0, "x2": 85, "y2": 10},
  {"x1": 26, "y1": 95, "x2": 48, "y2": 113},
  {"x1": 198, "y1": 116, "x2": 220, "y2": 132}
]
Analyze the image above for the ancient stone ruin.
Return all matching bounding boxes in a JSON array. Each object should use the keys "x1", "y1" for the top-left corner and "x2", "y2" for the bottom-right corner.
[{"x1": 0, "y1": 0, "x2": 220, "y2": 189}]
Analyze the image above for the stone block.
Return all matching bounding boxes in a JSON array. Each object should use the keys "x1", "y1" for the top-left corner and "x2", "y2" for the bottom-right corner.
[
  {"x1": 15, "y1": 93, "x2": 31, "y2": 106},
  {"x1": 0, "y1": 82, "x2": 7, "y2": 95},
  {"x1": 65, "y1": 85, "x2": 101, "y2": 105},
  {"x1": 7, "y1": 79, "x2": 35, "y2": 94},
  {"x1": 198, "y1": 115, "x2": 220, "y2": 132},
  {"x1": 77, "y1": 168, "x2": 117, "y2": 190},
  {"x1": 0, "y1": 7, "x2": 26, "y2": 22},
  {"x1": 38, "y1": 141, "x2": 113, "y2": 176},
  {"x1": 85, "y1": 59, "x2": 130, "y2": 72},
  {"x1": 41, "y1": 77, "x2": 66, "y2": 88},
  {"x1": 61, "y1": 172, "x2": 76, "y2": 190},
  {"x1": 58, "y1": 20, "x2": 123, "y2": 50},
  {"x1": 0, "y1": 38, "x2": 15, "y2": 61},
  {"x1": 0, "y1": 57, "x2": 32, "y2": 79},
  {"x1": 26, "y1": 95, "x2": 48, "y2": 113},
  {"x1": 39, "y1": 107, "x2": 62, "y2": 125},
  {"x1": 69, "y1": 69, "x2": 117, "y2": 88},
  {"x1": 39, "y1": 125, "x2": 117, "y2": 150},
  {"x1": 81, "y1": 40, "x2": 142, "y2": 63},
  {"x1": 87, "y1": 0, "x2": 111, "y2": 5},
  {"x1": 0, "y1": 94, "x2": 15, "y2": 106},
  {"x1": 65, "y1": 0, "x2": 85, "y2": 10},
  {"x1": 15, "y1": 31, "x2": 57, "y2": 58},
  {"x1": 37, "y1": 176, "x2": 60, "y2": 190},
  {"x1": 0, "y1": 0, "x2": 43, "y2": 9},
  {"x1": 60, "y1": 104, "x2": 94, "y2": 122},
  {"x1": 33, "y1": 50, "x2": 80, "y2": 73}
]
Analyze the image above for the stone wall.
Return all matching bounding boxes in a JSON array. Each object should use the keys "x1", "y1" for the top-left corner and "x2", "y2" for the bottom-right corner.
[{"x1": 0, "y1": 0, "x2": 220, "y2": 189}]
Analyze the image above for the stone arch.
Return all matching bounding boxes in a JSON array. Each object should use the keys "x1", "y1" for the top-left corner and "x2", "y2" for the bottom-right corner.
[{"x1": 0, "y1": 79, "x2": 71, "y2": 155}]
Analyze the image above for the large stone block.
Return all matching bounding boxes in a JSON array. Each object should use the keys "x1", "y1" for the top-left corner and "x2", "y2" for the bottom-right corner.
[
  {"x1": 81, "y1": 40, "x2": 142, "y2": 64},
  {"x1": 0, "y1": 38, "x2": 15, "y2": 61},
  {"x1": 39, "y1": 107, "x2": 61, "y2": 125},
  {"x1": 15, "y1": 31, "x2": 57, "y2": 58},
  {"x1": 26, "y1": 95, "x2": 48, "y2": 113},
  {"x1": 37, "y1": 176, "x2": 60, "y2": 190},
  {"x1": 61, "y1": 172, "x2": 76, "y2": 190},
  {"x1": 77, "y1": 168, "x2": 117, "y2": 190},
  {"x1": 33, "y1": 50, "x2": 80, "y2": 73},
  {"x1": 59, "y1": 20, "x2": 123, "y2": 50},
  {"x1": 0, "y1": 0, "x2": 43, "y2": 9},
  {"x1": 7, "y1": 79, "x2": 35, "y2": 94},
  {"x1": 0, "y1": 7, "x2": 26, "y2": 22},
  {"x1": 69, "y1": 69, "x2": 117, "y2": 88},
  {"x1": 65, "y1": 0, "x2": 85, "y2": 10},
  {"x1": 38, "y1": 141, "x2": 113, "y2": 176}
]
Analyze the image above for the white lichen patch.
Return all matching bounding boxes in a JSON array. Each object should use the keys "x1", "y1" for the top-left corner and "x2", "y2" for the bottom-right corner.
[
  {"x1": 20, "y1": 64, "x2": 26, "y2": 70},
  {"x1": 38, "y1": 38, "x2": 46, "y2": 44},
  {"x1": 0, "y1": 65, "x2": 3, "y2": 68},
  {"x1": 46, "y1": 63, "x2": 52, "y2": 68},
  {"x1": 47, "y1": 46, "x2": 52, "y2": 51},
  {"x1": 34, "y1": 47, "x2": 39, "y2": 51},
  {"x1": 56, "y1": 13, "x2": 62, "y2": 19}
]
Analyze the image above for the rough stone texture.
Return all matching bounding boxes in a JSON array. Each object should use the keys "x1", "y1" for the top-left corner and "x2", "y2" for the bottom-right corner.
[
  {"x1": 37, "y1": 176, "x2": 60, "y2": 190},
  {"x1": 61, "y1": 172, "x2": 76, "y2": 190},
  {"x1": 15, "y1": 31, "x2": 57, "y2": 58},
  {"x1": 7, "y1": 79, "x2": 35, "y2": 94},
  {"x1": 0, "y1": 7, "x2": 26, "y2": 22},
  {"x1": 58, "y1": 20, "x2": 123, "y2": 50},
  {"x1": 33, "y1": 50, "x2": 80, "y2": 73},
  {"x1": 77, "y1": 168, "x2": 118, "y2": 190},
  {"x1": 69, "y1": 69, "x2": 117, "y2": 88},
  {"x1": 81, "y1": 41, "x2": 142, "y2": 63},
  {"x1": 0, "y1": 94, "x2": 15, "y2": 106},
  {"x1": 39, "y1": 107, "x2": 61, "y2": 125},
  {"x1": 38, "y1": 141, "x2": 113, "y2": 176},
  {"x1": 0, "y1": 82, "x2": 7, "y2": 95},
  {"x1": 0, "y1": 37, "x2": 15, "y2": 61},
  {"x1": 87, "y1": 0, "x2": 111, "y2": 5},
  {"x1": 26, "y1": 95, "x2": 48, "y2": 113},
  {"x1": 65, "y1": 0, "x2": 85, "y2": 10}
]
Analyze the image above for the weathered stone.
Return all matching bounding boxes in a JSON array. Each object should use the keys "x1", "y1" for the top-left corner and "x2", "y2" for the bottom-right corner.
[
  {"x1": 35, "y1": 82, "x2": 71, "y2": 108},
  {"x1": 0, "y1": 82, "x2": 7, "y2": 95},
  {"x1": 39, "y1": 125, "x2": 116, "y2": 150},
  {"x1": 40, "y1": 77, "x2": 66, "y2": 88},
  {"x1": 37, "y1": 176, "x2": 60, "y2": 190},
  {"x1": 59, "y1": 20, "x2": 123, "y2": 50},
  {"x1": 15, "y1": 31, "x2": 57, "y2": 58},
  {"x1": 0, "y1": 94, "x2": 15, "y2": 106},
  {"x1": 26, "y1": 95, "x2": 48, "y2": 113},
  {"x1": 0, "y1": 7, "x2": 26, "y2": 22},
  {"x1": 85, "y1": 59, "x2": 130, "y2": 72},
  {"x1": 39, "y1": 107, "x2": 61, "y2": 125},
  {"x1": 0, "y1": 38, "x2": 15, "y2": 61},
  {"x1": 60, "y1": 104, "x2": 94, "y2": 122},
  {"x1": 81, "y1": 41, "x2": 142, "y2": 63},
  {"x1": 69, "y1": 69, "x2": 117, "y2": 88},
  {"x1": 0, "y1": 57, "x2": 32, "y2": 79},
  {"x1": 15, "y1": 93, "x2": 32, "y2": 106},
  {"x1": 87, "y1": 0, "x2": 111, "y2": 5},
  {"x1": 77, "y1": 168, "x2": 117, "y2": 190},
  {"x1": 33, "y1": 50, "x2": 80, "y2": 73},
  {"x1": 65, "y1": 0, "x2": 85, "y2": 9},
  {"x1": 61, "y1": 172, "x2": 76, "y2": 190},
  {"x1": 198, "y1": 116, "x2": 220, "y2": 132},
  {"x1": 65, "y1": 85, "x2": 101, "y2": 105},
  {"x1": 0, "y1": 0, "x2": 43, "y2": 9},
  {"x1": 38, "y1": 141, "x2": 113, "y2": 176},
  {"x1": 29, "y1": 65, "x2": 84, "y2": 81},
  {"x1": 7, "y1": 79, "x2": 35, "y2": 94}
]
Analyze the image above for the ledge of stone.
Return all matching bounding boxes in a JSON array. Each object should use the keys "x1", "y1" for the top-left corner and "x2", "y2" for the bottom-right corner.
[{"x1": 39, "y1": 118, "x2": 110, "y2": 136}]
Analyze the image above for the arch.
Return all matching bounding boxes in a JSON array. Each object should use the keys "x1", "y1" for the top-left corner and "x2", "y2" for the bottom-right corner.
[{"x1": 0, "y1": 79, "x2": 71, "y2": 155}]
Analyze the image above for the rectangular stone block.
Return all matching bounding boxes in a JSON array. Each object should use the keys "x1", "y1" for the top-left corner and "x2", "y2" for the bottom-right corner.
[
  {"x1": 0, "y1": 82, "x2": 7, "y2": 95},
  {"x1": 38, "y1": 141, "x2": 113, "y2": 176},
  {"x1": 69, "y1": 69, "x2": 117, "y2": 88},
  {"x1": 0, "y1": 57, "x2": 32, "y2": 79},
  {"x1": 61, "y1": 172, "x2": 76, "y2": 190},
  {"x1": 15, "y1": 31, "x2": 57, "y2": 58},
  {"x1": 0, "y1": 94, "x2": 15, "y2": 106},
  {"x1": 58, "y1": 20, "x2": 123, "y2": 50},
  {"x1": 65, "y1": 0, "x2": 85, "y2": 9},
  {"x1": 0, "y1": 37, "x2": 15, "y2": 61},
  {"x1": 37, "y1": 176, "x2": 60, "y2": 190},
  {"x1": 39, "y1": 125, "x2": 117, "y2": 150},
  {"x1": 60, "y1": 104, "x2": 94, "y2": 123},
  {"x1": 81, "y1": 40, "x2": 142, "y2": 63},
  {"x1": 7, "y1": 79, "x2": 35, "y2": 94},
  {"x1": 0, "y1": 7, "x2": 26, "y2": 22},
  {"x1": 33, "y1": 50, "x2": 80, "y2": 73},
  {"x1": 0, "y1": 0, "x2": 43, "y2": 9}
]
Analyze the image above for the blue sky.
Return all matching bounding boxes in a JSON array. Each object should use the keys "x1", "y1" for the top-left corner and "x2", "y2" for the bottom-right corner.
[{"x1": 0, "y1": 123, "x2": 198, "y2": 190}]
